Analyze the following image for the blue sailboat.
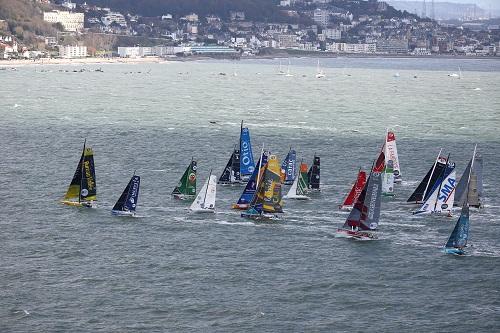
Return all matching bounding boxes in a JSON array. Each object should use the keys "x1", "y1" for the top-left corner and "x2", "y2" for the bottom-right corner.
[
  {"x1": 112, "y1": 173, "x2": 140, "y2": 216},
  {"x1": 239, "y1": 120, "x2": 255, "y2": 181},
  {"x1": 232, "y1": 149, "x2": 269, "y2": 210},
  {"x1": 281, "y1": 148, "x2": 296, "y2": 185},
  {"x1": 444, "y1": 145, "x2": 476, "y2": 256}
]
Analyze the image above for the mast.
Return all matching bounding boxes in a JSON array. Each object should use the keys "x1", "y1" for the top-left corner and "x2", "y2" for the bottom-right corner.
[
  {"x1": 465, "y1": 144, "x2": 477, "y2": 207},
  {"x1": 422, "y1": 148, "x2": 442, "y2": 201},
  {"x1": 79, "y1": 138, "x2": 86, "y2": 203},
  {"x1": 202, "y1": 169, "x2": 212, "y2": 208},
  {"x1": 432, "y1": 153, "x2": 450, "y2": 212},
  {"x1": 255, "y1": 144, "x2": 264, "y2": 192}
]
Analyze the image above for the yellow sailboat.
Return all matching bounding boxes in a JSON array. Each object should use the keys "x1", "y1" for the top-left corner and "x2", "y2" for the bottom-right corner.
[{"x1": 61, "y1": 140, "x2": 97, "y2": 208}]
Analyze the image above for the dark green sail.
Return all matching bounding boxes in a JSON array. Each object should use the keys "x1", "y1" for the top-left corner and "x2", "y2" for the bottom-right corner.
[{"x1": 172, "y1": 160, "x2": 197, "y2": 198}]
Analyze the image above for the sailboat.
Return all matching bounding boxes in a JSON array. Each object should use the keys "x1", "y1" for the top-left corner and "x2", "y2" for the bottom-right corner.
[
  {"x1": 307, "y1": 155, "x2": 320, "y2": 192},
  {"x1": 61, "y1": 140, "x2": 97, "y2": 208},
  {"x1": 384, "y1": 130, "x2": 402, "y2": 183},
  {"x1": 172, "y1": 159, "x2": 197, "y2": 200},
  {"x1": 111, "y1": 173, "x2": 140, "y2": 216},
  {"x1": 339, "y1": 168, "x2": 367, "y2": 211},
  {"x1": 454, "y1": 149, "x2": 483, "y2": 208},
  {"x1": 413, "y1": 155, "x2": 456, "y2": 216},
  {"x1": 190, "y1": 171, "x2": 217, "y2": 213},
  {"x1": 241, "y1": 154, "x2": 284, "y2": 221},
  {"x1": 277, "y1": 59, "x2": 286, "y2": 75},
  {"x1": 407, "y1": 149, "x2": 448, "y2": 204},
  {"x1": 239, "y1": 120, "x2": 255, "y2": 181},
  {"x1": 382, "y1": 159, "x2": 395, "y2": 197},
  {"x1": 315, "y1": 59, "x2": 325, "y2": 78},
  {"x1": 284, "y1": 162, "x2": 310, "y2": 200},
  {"x1": 336, "y1": 167, "x2": 382, "y2": 240},
  {"x1": 285, "y1": 59, "x2": 293, "y2": 77},
  {"x1": 280, "y1": 148, "x2": 296, "y2": 185},
  {"x1": 232, "y1": 149, "x2": 269, "y2": 210},
  {"x1": 448, "y1": 66, "x2": 462, "y2": 78},
  {"x1": 444, "y1": 146, "x2": 476, "y2": 255},
  {"x1": 218, "y1": 148, "x2": 241, "y2": 185}
]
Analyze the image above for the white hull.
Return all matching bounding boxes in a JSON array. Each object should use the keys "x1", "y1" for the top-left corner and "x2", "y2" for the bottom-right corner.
[
  {"x1": 190, "y1": 207, "x2": 215, "y2": 213},
  {"x1": 283, "y1": 194, "x2": 310, "y2": 200},
  {"x1": 335, "y1": 228, "x2": 378, "y2": 240},
  {"x1": 111, "y1": 210, "x2": 136, "y2": 217}
]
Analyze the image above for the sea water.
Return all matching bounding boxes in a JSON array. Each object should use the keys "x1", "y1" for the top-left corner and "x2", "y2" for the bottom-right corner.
[{"x1": 1, "y1": 58, "x2": 499, "y2": 332}]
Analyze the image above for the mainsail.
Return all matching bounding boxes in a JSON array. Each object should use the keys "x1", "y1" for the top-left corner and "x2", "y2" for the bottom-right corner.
[
  {"x1": 307, "y1": 155, "x2": 320, "y2": 191},
  {"x1": 339, "y1": 169, "x2": 367, "y2": 209},
  {"x1": 63, "y1": 140, "x2": 97, "y2": 206},
  {"x1": 281, "y1": 148, "x2": 297, "y2": 185},
  {"x1": 414, "y1": 164, "x2": 456, "y2": 215},
  {"x1": 239, "y1": 121, "x2": 255, "y2": 179},
  {"x1": 407, "y1": 151, "x2": 447, "y2": 203},
  {"x1": 112, "y1": 175, "x2": 140, "y2": 214},
  {"x1": 455, "y1": 153, "x2": 483, "y2": 208},
  {"x1": 218, "y1": 149, "x2": 241, "y2": 184},
  {"x1": 232, "y1": 151, "x2": 269, "y2": 209},
  {"x1": 245, "y1": 154, "x2": 284, "y2": 216},
  {"x1": 445, "y1": 205, "x2": 470, "y2": 249},
  {"x1": 342, "y1": 171, "x2": 382, "y2": 231},
  {"x1": 284, "y1": 162, "x2": 309, "y2": 199},
  {"x1": 172, "y1": 160, "x2": 197, "y2": 199},
  {"x1": 382, "y1": 159, "x2": 395, "y2": 196},
  {"x1": 190, "y1": 174, "x2": 217, "y2": 211},
  {"x1": 385, "y1": 130, "x2": 402, "y2": 182}
]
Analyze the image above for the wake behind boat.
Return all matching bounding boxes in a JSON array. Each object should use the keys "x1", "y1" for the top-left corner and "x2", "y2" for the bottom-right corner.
[{"x1": 61, "y1": 139, "x2": 97, "y2": 208}]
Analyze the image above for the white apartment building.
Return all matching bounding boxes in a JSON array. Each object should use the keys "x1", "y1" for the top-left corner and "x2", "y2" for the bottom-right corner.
[
  {"x1": 313, "y1": 9, "x2": 330, "y2": 27},
  {"x1": 323, "y1": 28, "x2": 341, "y2": 40},
  {"x1": 43, "y1": 10, "x2": 84, "y2": 32},
  {"x1": 117, "y1": 47, "x2": 153, "y2": 58},
  {"x1": 58, "y1": 45, "x2": 87, "y2": 58},
  {"x1": 327, "y1": 43, "x2": 376, "y2": 53},
  {"x1": 101, "y1": 12, "x2": 127, "y2": 27}
]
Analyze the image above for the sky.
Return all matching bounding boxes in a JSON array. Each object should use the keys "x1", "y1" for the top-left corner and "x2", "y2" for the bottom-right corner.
[{"x1": 394, "y1": 0, "x2": 500, "y2": 10}]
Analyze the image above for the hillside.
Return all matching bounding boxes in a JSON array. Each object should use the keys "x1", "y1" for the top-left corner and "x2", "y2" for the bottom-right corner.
[
  {"x1": 75, "y1": 0, "x2": 285, "y2": 21},
  {"x1": 0, "y1": 0, "x2": 61, "y2": 48}
]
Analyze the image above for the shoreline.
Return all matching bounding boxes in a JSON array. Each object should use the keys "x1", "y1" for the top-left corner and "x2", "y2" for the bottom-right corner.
[{"x1": 1, "y1": 53, "x2": 499, "y2": 67}]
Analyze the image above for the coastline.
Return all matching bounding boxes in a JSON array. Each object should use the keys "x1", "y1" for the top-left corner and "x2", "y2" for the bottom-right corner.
[{"x1": 2, "y1": 53, "x2": 499, "y2": 68}]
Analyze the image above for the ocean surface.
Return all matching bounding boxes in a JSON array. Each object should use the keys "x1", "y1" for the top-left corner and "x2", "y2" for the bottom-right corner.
[{"x1": 1, "y1": 57, "x2": 499, "y2": 332}]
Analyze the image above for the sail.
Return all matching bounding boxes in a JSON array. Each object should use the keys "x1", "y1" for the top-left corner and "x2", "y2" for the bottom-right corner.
[
  {"x1": 113, "y1": 175, "x2": 140, "y2": 212},
  {"x1": 340, "y1": 170, "x2": 367, "y2": 208},
  {"x1": 455, "y1": 154, "x2": 483, "y2": 207},
  {"x1": 218, "y1": 149, "x2": 241, "y2": 184},
  {"x1": 234, "y1": 152, "x2": 269, "y2": 206},
  {"x1": 64, "y1": 147, "x2": 85, "y2": 201},
  {"x1": 414, "y1": 167, "x2": 456, "y2": 214},
  {"x1": 307, "y1": 155, "x2": 320, "y2": 190},
  {"x1": 79, "y1": 147, "x2": 97, "y2": 202},
  {"x1": 382, "y1": 159, "x2": 395, "y2": 195},
  {"x1": 251, "y1": 155, "x2": 283, "y2": 213},
  {"x1": 172, "y1": 160, "x2": 197, "y2": 196},
  {"x1": 285, "y1": 162, "x2": 308, "y2": 197},
  {"x1": 445, "y1": 205, "x2": 470, "y2": 249},
  {"x1": 191, "y1": 175, "x2": 217, "y2": 210},
  {"x1": 239, "y1": 125, "x2": 255, "y2": 177},
  {"x1": 407, "y1": 156, "x2": 447, "y2": 203},
  {"x1": 280, "y1": 149, "x2": 296, "y2": 184},
  {"x1": 385, "y1": 131, "x2": 402, "y2": 181},
  {"x1": 343, "y1": 171, "x2": 382, "y2": 231},
  {"x1": 373, "y1": 150, "x2": 385, "y2": 173}
]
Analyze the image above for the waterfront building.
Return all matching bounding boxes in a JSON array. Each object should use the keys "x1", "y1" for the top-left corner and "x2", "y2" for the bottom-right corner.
[
  {"x1": 43, "y1": 10, "x2": 84, "y2": 32},
  {"x1": 58, "y1": 45, "x2": 87, "y2": 58},
  {"x1": 117, "y1": 47, "x2": 152, "y2": 58},
  {"x1": 376, "y1": 39, "x2": 409, "y2": 54}
]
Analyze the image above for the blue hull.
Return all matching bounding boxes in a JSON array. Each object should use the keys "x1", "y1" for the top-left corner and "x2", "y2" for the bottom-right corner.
[{"x1": 444, "y1": 247, "x2": 466, "y2": 256}]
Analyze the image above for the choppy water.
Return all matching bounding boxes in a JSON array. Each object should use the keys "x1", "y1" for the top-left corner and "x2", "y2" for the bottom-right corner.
[{"x1": 1, "y1": 58, "x2": 500, "y2": 332}]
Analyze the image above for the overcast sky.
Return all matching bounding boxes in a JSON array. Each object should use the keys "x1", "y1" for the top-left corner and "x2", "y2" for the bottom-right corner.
[{"x1": 393, "y1": 0, "x2": 499, "y2": 10}]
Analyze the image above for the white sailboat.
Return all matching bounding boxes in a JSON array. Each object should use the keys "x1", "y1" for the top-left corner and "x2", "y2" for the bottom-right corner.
[
  {"x1": 384, "y1": 130, "x2": 402, "y2": 183},
  {"x1": 189, "y1": 172, "x2": 217, "y2": 213},
  {"x1": 315, "y1": 60, "x2": 325, "y2": 78},
  {"x1": 284, "y1": 162, "x2": 310, "y2": 200},
  {"x1": 448, "y1": 66, "x2": 462, "y2": 78},
  {"x1": 285, "y1": 59, "x2": 294, "y2": 77},
  {"x1": 277, "y1": 59, "x2": 286, "y2": 75}
]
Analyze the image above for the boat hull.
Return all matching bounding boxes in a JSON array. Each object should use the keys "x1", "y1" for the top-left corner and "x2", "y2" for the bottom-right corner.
[
  {"x1": 335, "y1": 228, "x2": 377, "y2": 240},
  {"x1": 444, "y1": 247, "x2": 466, "y2": 256},
  {"x1": 241, "y1": 212, "x2": 281, "y2": 221},
  {"x1": 111, "y1": 210, "x2": 136, "y2": 217},
  {"x1": 231, "y1": 203, "x2": 249, "y2": 210},
  {"x1": 190, "y1": 208, "x2": 215, "y2": 213},
  {"x1": 283, "y1": 195, "x2": 310, "y2": 200},
  {"x1": 61, "y1": 200, "x2": 96, "y2": 208},
  {"x1": 338, "y1": 205, "x2": 353, "y2": 211},
  {"x1": 172, "y1": 194, "x2": 195, "y2": 201}
]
